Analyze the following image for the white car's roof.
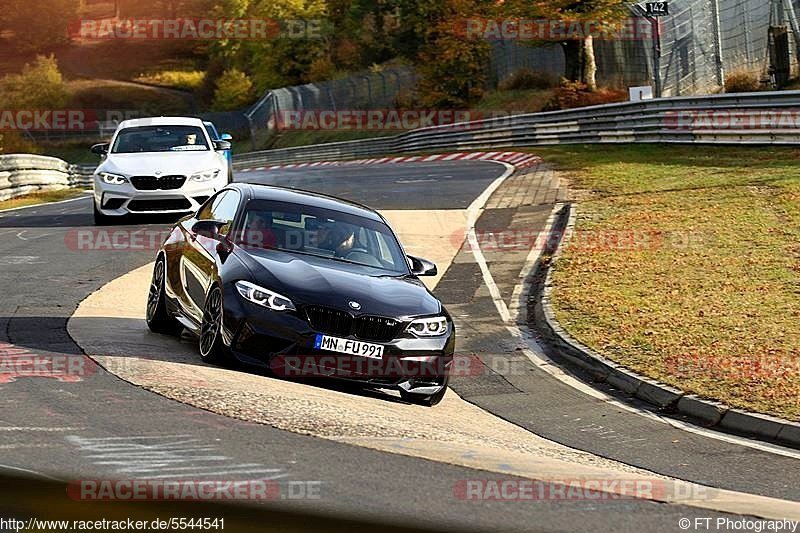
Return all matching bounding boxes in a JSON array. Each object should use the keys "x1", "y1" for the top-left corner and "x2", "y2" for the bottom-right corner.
[{"x1": 116, "y1": 117, "x2": 205, "y2": 129}]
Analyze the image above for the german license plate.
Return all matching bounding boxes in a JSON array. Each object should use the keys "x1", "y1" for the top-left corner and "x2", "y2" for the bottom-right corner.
[{"x1": 314, "y1": 334, "x2": 384, "y2": 359}]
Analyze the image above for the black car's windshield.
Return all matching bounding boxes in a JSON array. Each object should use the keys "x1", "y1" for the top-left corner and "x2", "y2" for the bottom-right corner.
[
  {"x1": 237, "y1": 199, "x2": 409, "y2": 274},
  {"x1": 111, "y1": 125, "x2": 209, "y2": 153}
]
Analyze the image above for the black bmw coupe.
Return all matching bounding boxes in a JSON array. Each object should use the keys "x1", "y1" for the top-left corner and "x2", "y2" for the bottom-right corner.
[{"x1": 146, "y1": 183, "x2": 454, "y2": 406}]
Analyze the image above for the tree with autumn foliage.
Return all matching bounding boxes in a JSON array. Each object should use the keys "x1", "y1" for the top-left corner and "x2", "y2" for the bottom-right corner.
[
  {"x1": 0, "y1": 0, "x2": 80, "y2": 52},
  {"x1": 495, "y1": 0, "x2": 629, "y2": 90},
  {"x1": 395, "y1": 0, "x2": 492, "y2": 108},
  {"x1": 202, "y1": 0, "x2": 328, "y2": 93}
]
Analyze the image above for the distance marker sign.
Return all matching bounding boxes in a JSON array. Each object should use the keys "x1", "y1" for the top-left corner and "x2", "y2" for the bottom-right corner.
[{"x1": 644, "y1": 2, "x2": 669, "y2": 16}]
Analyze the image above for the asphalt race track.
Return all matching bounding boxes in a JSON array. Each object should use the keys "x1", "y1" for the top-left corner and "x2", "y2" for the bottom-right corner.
[{"x1": 0, "y1": 160, "x2": 798, "y2": 532}]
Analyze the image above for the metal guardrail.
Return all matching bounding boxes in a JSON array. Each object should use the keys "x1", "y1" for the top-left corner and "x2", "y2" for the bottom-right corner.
[
  {"x1": 0, "y1": 155, "x2": 92, "y2": 201},
  {"x1": 232, "y1": 90, "x2": 800, "y2": 168}
]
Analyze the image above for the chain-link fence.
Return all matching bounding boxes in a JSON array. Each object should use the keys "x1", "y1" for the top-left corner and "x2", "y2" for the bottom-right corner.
[
  {"x1": 243, "y1": 66, "x2": 418, "y2": 149},
  {"x1": 489, "y1": 41, "x2": 565, "y2": 84},
  {"x1": 486, "y1": 0, "x2": 800, "y2": 97}
]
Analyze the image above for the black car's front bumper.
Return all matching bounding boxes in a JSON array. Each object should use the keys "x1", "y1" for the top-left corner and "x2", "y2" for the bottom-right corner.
[{"x1": 220, "y1": 285, "x2": 455, "y2": 392}]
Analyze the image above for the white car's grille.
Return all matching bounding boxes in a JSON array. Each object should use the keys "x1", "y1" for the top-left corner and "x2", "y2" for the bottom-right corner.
[{"x1": 130, "y1": 175, "x2": 187, "y2": 190}]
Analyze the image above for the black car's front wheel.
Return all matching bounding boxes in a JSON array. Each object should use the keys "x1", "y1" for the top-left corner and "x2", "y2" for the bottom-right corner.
[
  {"x1": 399, "y1": 376, "x2": 449, "y2": 407},
  {"x1": 146, "y1": 257, "x2": 182, "y2": 335},
  {"x1": 199, "y1": 286, "x2": 230, "y2": 364}
]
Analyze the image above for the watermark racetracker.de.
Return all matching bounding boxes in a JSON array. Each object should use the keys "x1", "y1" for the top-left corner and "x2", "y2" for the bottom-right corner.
[
  {"x1": 70, "y1": 18, "x2": 326, "y2": 40},
  {"x1": 0, "y1": 342, "x2": 94, "y2": 383},
  {"x1": 68, "y1": 479, "x2": 322, "y2": 501},
  {"x1": 458, "y1": 17, "x2": 658, "y2": 41},
  {"x1": 453, "y1": 478, "x2": 716, "y2": 502}
]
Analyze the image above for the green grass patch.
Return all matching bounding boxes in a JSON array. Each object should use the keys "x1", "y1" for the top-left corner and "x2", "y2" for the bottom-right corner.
[
  {"x1": 535, "y1": 144, "x2": 800, "y2": 421},
  {"x1": 66, "y1": 79, "x2": 192, "y2": 116},
  {"x1": 474, "y1": 88, "x2": 554, "y2": 114},
  {"x1": 0, "y1": 188, "x2": 87, "y2": 211},
  {"x1": 36, "y1": 141, "x2": 100, "y2": 165}
]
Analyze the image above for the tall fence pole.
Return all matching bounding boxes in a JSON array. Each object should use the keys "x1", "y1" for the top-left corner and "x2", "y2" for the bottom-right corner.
[
  {"x1": 710, "y1": 0, "x2": 726, "y2": 88},
  {"x1": 652, "y1": 16, "x2": 663, "y2": 97}
]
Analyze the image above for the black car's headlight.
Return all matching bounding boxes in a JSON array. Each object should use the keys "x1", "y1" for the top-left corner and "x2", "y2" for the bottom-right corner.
[
  {"x1": 235, "y1": 280, "x2": 295, "y2": 311},
  {"x1": 99, "y1": 172, "x2": 128, "y2": 184},
  {"x1": 406, "y1": 316, "x2": 448, "y2": 337}
]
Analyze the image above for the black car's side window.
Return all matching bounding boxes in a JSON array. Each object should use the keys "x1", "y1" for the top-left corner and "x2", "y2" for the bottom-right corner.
[
  {"x1": 196, "y1": 192, "x2": 223, "y2": 221},
  {"x1": 197, "y1": 190, "x2": 240, "y2": 235}
]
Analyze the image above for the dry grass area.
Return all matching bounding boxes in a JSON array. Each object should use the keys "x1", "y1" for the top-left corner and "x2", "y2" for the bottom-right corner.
[
  {"x1": 0, "y1": 189, "x2": 87, "y2": 211},
  {"x1": 535, "y1": 144, "x2": 800, "y2": 421}
]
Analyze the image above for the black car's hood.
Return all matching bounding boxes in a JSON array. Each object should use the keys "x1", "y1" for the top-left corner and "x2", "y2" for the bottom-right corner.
[{"x1": 235, "y1": 248, "x2": 441, "y2": 318}]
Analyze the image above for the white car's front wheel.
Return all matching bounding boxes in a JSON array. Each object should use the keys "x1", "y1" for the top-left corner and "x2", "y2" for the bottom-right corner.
[{"x1": 93, "y1": 202, "x2": 113, "y2": 226}]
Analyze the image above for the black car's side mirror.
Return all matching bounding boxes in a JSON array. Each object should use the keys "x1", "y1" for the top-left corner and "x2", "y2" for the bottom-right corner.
[
  {"x1": 213, "y1": 140, "x2": 231, "y2": 151},
  {"x1": 192, "y1": 219, "x2": 227, "y2": 239},
  {"x1": 91, "y1": 143, "x2": 109, "y2": 155},
  {"x1": 408, "y1": 255, "x2": 437, "y2": 277}
]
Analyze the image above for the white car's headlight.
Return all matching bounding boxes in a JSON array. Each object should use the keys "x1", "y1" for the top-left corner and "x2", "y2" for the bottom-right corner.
[
  {"x1": 98, "y1": 172, "x2": 127, "y2": 185},
  {"x1": 406, "y1": 316, "x2": 448, "y2": 337},
  {"x1": 190, "y1": 169, "x2": 221, "y2": 182},
  {"x1": 235, "y1": 280, "x2": 295, "y2": 311}
]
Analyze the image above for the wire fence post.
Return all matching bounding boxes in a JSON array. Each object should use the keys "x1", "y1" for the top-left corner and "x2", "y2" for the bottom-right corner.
[{"x1": 711, "y1": 0, "x2": 726, "y2": 87}]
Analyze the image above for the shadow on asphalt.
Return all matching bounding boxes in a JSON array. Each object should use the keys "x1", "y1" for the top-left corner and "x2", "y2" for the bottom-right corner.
[
  {"x1": 2, "y1": 315, "x2": 416, "y2": 407},
  {"x1": 0, "y1": 211, "x2": 184, "y2": 229}
]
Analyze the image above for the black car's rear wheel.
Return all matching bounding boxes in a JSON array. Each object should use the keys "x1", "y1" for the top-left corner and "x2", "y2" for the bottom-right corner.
[
  {"x1": 146, "y1": 257, "x2": 182, "y2": 335},
  {"x1": 199, "y1": 286, "x2": 230, "y2": 364},
  {"x1": 399, "y1": 376, "x2": 449, "y2": 407}
]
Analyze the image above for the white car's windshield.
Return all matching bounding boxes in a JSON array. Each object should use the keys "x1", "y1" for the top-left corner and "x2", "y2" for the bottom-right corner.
[{"x1": 111, "y1": 125, "x2": 209, "y2": 153}]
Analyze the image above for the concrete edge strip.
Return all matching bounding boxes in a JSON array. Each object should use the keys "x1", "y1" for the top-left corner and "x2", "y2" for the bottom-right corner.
[
  {"x1": 534, "y1": 203, "x2": 800, "y2": 450},
  {"x1": 238, "y1": 152, "x2": 542, "y2": 173}
]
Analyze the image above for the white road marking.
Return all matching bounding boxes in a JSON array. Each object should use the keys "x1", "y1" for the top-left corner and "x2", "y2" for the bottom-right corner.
[
  {"x1": 0, "y1": 256, "x2": 45, "y2": 265},
  {"x1": 0, "y1": 427, "x2": 82, "y2": 432},
  {"x1": 67, "y1": 435, "x2": 288, "y2": 480},
  {"x1": 16, "y1": 231, "x2": 53, "y2": 241},
  {"x1": 0, "y1": 463, "x2": 62, "y2": 481},
  {"x1": 465, "y1": 162, "x2": 515, "y2": 323}
]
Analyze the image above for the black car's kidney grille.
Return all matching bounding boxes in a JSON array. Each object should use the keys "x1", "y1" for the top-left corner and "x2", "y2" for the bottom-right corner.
[
  {"x1": 130, "y1": 175, "x2": 186, "y2": 190},
  {"x1": 305, "y1": 306, "x2": 402, "y2": 342},
  {"x1": 353, "y1": 315, "x2": 402, "y2": 342},
  {"x1": 306, "y1": 306, "x2": 352, "y2": 337}
]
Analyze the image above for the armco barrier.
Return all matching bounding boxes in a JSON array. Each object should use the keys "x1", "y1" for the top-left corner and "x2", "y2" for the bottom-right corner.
[
  {"x1": 0, "y1": 155, "x2": 92, "y2": 201},
  {"x1": 232, "y1": 90, "x2": 800, "y2": 168}
]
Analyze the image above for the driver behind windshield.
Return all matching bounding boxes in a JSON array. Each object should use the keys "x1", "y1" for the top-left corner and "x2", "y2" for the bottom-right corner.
[{"x1": 319, "y1": 223, "x2": 356, "y2": 257}]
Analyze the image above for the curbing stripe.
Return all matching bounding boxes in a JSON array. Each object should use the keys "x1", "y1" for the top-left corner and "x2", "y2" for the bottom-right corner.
[{"x1": 237, "y1": 151, "x2": 544, "y2": 173}]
